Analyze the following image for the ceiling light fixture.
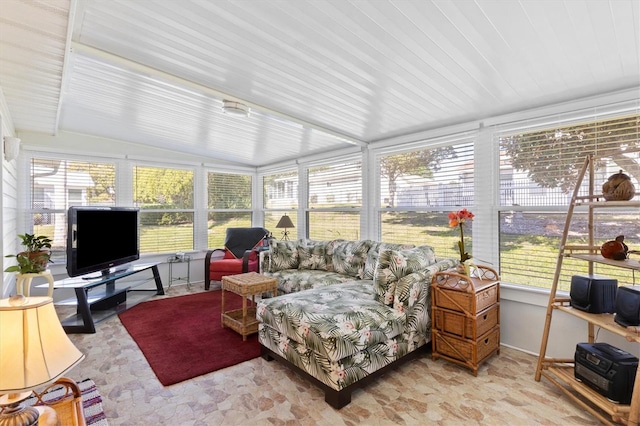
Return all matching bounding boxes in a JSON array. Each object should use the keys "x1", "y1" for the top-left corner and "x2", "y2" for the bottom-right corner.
[{"x1": 222, "y1": 100, "x2": 249, "y2": 117}]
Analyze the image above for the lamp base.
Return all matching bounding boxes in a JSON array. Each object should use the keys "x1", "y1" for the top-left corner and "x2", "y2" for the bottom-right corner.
[{"x1": 0, "y1": 402, "x2": 39, "y2": 426}]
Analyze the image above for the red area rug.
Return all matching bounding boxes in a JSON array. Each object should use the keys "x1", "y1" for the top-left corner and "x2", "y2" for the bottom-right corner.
[{"x1": 119, "y1": 290, "x2": 260, "y2": 386}]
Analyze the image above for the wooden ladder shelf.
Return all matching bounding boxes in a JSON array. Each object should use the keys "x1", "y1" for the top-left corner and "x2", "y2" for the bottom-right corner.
[{"x1": 535, "y1": 154, "x2": 640, "y2": 426}]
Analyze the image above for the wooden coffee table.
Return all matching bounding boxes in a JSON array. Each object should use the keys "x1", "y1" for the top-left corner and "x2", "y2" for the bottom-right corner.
[{"x1": 221, "y1": 272, "x2": 278, "y2": 340}]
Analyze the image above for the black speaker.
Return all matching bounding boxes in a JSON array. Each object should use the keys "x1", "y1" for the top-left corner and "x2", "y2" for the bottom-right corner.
[
  {"x1": 570, "y1": 275, "x2": 617, "y2": 313},
  {"x1": 615, "y1": 286, "x2": 640, "y2": 327}
]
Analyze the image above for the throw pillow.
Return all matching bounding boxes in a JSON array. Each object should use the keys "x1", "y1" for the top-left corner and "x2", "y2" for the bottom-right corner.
[
  {"x1": 298, "y1": 244, "x2": 327, "y2": 270},
  {"x1": 374, "y1": 245, "x2": 436, "y2": 305},
  {"x1": 330, "y1": 240, "x2": 373, "y2": 278},
  {"x1": 363, "y1": 242, "x2": 415, "y2": 280},
  {"x1": 268, "y1": 239, "x2": 300, "y2": 271}
]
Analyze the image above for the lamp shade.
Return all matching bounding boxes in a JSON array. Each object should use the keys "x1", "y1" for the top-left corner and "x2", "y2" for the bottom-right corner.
[
  {"x1": 275, "y1": 214, "x2": 294, "y2": 229},
  {"x1": 0, "y1": 297, "x2": 84, "y2": 394}
]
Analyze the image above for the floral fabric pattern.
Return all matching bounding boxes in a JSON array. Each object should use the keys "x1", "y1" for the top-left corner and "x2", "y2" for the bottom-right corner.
[
  {"x1": 373, "y1": 245, "x2": 436, "y2": 305},
  {"x1": 266, "y1": 269, "x2": 357, "y2": 294},
  {"x1": 257, "y1": 282, "x2": 405, "y2": 362},
  {"x1": 265, "y1": 238, "x2": 299, "y2": 271},
  {"x1": 362, "y1": 242, "x2": 415, "y2": 280},
  {"x1": 328, "y1": 240, "x2": 374, "y2": 278},
  {"x1": 256, "y1": 269, "x2": 446, "y2": 391},
  {"x1": 298, "y1": 244, "x2": 327, "y2": 270}
]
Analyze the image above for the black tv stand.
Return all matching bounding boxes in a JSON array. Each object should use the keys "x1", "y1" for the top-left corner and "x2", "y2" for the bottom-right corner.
[
  {"x1": 81, "y1": 267, "x2": 130, "y2": 280},
  {"x1": 47, "y1": 263, "x2": 164, "y2": 333}
]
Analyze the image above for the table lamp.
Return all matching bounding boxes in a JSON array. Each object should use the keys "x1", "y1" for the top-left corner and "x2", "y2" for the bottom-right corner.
[
  {"x1": 0, "y1": 295, "x2": 85, "y2": 426},
  {"x1": 275, "y1": 214, "x2": 294, "y2": 241}
]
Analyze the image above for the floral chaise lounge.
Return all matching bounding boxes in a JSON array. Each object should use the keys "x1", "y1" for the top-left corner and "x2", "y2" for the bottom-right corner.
[{"x1": 257, "y1": 238, "x2": 457, "y2": 408}]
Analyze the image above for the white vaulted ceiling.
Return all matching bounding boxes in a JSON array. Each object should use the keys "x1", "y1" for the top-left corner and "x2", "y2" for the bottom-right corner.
[{"x1": 1, "y1": 0, "x2": 639, "y2": 166}]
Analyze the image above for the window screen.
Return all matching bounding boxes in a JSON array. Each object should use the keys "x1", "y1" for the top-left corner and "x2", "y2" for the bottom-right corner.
[
  {"x1": 307, "y1": 159, "x2": 361, "y2": 240},
  {"x1": 207, "y1": 171, "x2": 253, "y2": 247},
  {"x1": 377, "y1": 141, "x2": 474, "y2": 258},
  {"x1": 498, "y1": 112, "x2": 640, "y2": 289},
  {"x1": 133, "y1": 165, "x2": 194, "y2": 253}
]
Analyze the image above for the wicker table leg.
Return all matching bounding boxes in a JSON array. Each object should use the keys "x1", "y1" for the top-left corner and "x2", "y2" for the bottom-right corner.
[{"x1": 242, "y1": 294, "x2": 248, "y2": 341}]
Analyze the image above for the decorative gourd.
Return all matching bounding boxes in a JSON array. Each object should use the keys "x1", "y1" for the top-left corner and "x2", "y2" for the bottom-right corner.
[
  {"x1": 601, "y1": 236, "x2": 630, "y2": 260},
  {"x1": 601, "y1": 240, "x2": 627, "y2": 260},
  {"x1": 602, "y1": 170, "x2": 635, "y2": 201}
]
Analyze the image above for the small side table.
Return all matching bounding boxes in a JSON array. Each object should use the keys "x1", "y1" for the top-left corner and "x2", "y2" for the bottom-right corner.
[
  {"x1": 167, "y1": 255, "x2": 192, "y2": 288},
  {"x1": 16, "y1": 270, "x2": 55, "y2": 297},
  {"x1": 221, "y1": 272, "x2": 277, "y2": 341}
]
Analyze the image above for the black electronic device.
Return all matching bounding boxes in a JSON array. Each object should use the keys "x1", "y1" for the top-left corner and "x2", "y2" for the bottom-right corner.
[
  {"x1": 574, "y1": 342, "x2": 638, "y2": 404},
  {"x1": 570, "y1": 274, "x2": 617, "y2": 313},
  {"x1": 66, "y1": 206, "x2": 140, "y2": 278},
  {"x1": 614, "y1": 286, "x2": 640, "y2": 327}
]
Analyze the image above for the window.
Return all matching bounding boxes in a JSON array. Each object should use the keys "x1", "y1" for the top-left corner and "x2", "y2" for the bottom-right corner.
[
  {"x1": 133, "y1": 165, "x2": 194, "y2": 253},
  {"x1": 207, "y1": 171, "x2": 253, "y2": 247},
  {"x1": 498, "y1": 112, "x2": 640, "y2": 290},
  {"x1": 29, "y1": 158, "x2": 116, "y2": 262},
  {"x1": 307, "y1": 159, "x2": 361, "y2": 240},
  {"x1": 263, "y1": 169, "x2": 298, "y2": 239},
  {"x1": 377, "y1": 140, "x2": 474, "y2": 258}
]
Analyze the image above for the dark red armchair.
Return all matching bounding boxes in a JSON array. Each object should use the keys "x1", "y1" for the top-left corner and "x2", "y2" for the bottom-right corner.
[{"x1": 204, "y1": 227, "x2": 269, "y2": 290}]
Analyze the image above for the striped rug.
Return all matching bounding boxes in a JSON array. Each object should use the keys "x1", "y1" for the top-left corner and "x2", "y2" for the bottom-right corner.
[{"x1": 22, "y1": 378, "x2": 108, "y2": 425}]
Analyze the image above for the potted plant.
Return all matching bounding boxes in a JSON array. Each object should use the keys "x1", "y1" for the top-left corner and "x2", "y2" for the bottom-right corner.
[{"x1": 4, "y1": 234, "x2": 53, "y2": 274}]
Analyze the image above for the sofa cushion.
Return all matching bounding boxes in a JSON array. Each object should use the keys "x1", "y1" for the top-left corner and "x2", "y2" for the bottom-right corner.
[
  {"x1": 362, "y1": 242, "x2": 415, "y2": 280},
  {"x1": 257, "y1": 282, "x2": 405, "y2": 363},
  {"x1": 374, "y1": 245, "x2": 436, "y2": 305},
  {"x1": 266, "y1": 269, "x2": 357, "y2": 294},
  {"x1": 267, "y1": 239, "x2": 300, "y2": 271},
  {"x1": 329, "y1": 239, "x2": 373, "y2": 278}
]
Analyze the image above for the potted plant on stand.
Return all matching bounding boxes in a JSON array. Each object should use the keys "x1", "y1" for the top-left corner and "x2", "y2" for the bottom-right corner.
[{"x1": 4, "y1": 234, "x2": 53, "y2": 274}]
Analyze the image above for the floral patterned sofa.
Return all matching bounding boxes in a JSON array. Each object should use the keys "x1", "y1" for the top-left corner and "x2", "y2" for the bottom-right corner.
[{"x1": 257, "y1": 238, "x2": 457, "y2": 408}]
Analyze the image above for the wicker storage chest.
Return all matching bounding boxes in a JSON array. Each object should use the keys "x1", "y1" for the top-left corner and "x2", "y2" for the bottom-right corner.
[{"x1": 431, "y1": 265, "x2": 500, "y2": 376}]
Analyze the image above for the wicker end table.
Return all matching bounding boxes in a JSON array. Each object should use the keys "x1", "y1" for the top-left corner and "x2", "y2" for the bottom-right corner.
[{"x1": 221, "y1": 272, "x2": 277, "y2": 341}]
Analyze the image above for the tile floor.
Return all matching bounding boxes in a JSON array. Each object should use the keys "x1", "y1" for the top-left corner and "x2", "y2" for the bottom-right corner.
[{"x1": 60, "y1": 283, "x2": 602, "y2": 425}]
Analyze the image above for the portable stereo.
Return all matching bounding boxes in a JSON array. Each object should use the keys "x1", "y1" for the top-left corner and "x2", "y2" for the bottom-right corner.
[{"x1": 574, "y1": 342, "x2": 638, "y2": 404}]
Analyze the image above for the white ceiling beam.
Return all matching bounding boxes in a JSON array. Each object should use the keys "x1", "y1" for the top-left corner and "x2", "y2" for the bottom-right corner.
[
  {"x1": 69, "y1": 41, "x2": 367, "y2": 148},
  {"x1": 54, "y1": 0, "x2": 78, "y2": 136}
]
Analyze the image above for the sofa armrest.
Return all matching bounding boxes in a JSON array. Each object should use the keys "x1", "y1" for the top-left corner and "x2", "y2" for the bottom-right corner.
[
  {"x1": 393, "y1": 257, "x2": 459, "y2": 314},
  {"x1": 260, "y1": 250, "x2": 271, "y2": 273}
]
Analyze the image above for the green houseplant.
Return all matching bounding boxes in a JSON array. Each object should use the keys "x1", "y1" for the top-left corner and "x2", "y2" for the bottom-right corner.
[{"x1": 4, "y1": 234, "x2": 53, "y2": 274}]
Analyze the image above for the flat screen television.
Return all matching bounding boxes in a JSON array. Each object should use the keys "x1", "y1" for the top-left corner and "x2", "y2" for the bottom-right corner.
[{"x1": 66, "y1": 206, "x2": 140, "y2": 278}]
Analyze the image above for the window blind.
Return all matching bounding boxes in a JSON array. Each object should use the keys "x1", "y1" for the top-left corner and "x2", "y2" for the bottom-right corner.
[
  {"x1": 497, "y1": 111, "x2": 640, "y2": 289},
  {"x1": 307, "y1": 159, "x2": 362, "y2": 240},
  {"x1": 207, "y1": 171, "x2": 253, "y2": 247},
  {"x1": 133, "y1": 165, "x2": 194, "y2": 253},
  {"x1": 262, "y1": 169, "x2": 299, "y2": 239},
  {"x1": 375, "y1": 140, "x2": 474, "y2": 259}
]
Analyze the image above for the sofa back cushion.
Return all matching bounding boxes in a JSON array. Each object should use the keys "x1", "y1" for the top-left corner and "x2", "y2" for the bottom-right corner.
[
  {"x1": 328, "y1": 240, "x2": 374, "y2": 278},
  {"x1": 363, "y1": 242, "x2": 415, "y2": 280},
  {"x1": 267, "y1": 238, "x2": 300, "y2": 271},
  {"x1": 298, "y1": 243, "x2": 327, "y2": 270},
  {"x1": 373, "y1": 245, "x2": 436, "y2": 305}
]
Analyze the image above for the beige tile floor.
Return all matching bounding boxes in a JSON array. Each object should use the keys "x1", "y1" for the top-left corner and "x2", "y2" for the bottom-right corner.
[{"x1": 59, "y1": 283, "x2": 603, "y2": 426}]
